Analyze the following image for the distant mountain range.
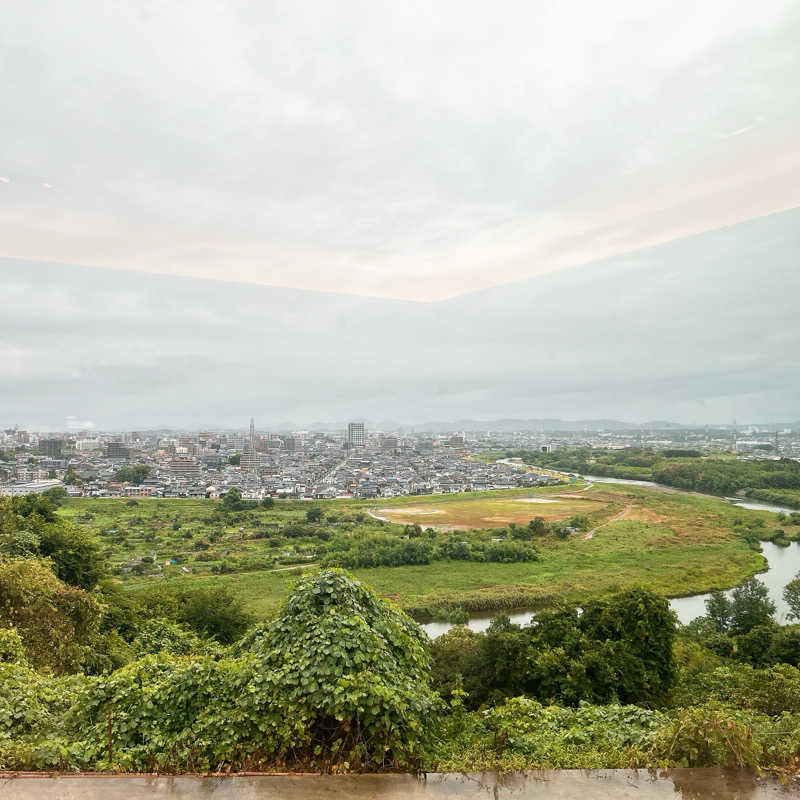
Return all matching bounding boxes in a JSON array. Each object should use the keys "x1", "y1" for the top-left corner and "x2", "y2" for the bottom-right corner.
[
  {"x1": 238, "y1": 418, "x2": 799, "y2": 434},
  {"x1": 2, "y1": 207, "x2": 799, "y2": 429}
]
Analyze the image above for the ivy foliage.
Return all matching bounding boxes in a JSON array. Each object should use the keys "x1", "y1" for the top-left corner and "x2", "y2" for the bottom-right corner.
[
  {"x1": 0, "y1": 558, "x2": 102, "y2": 674},
  {"x1": 244, "y1": 569, "x2": 440, "y2": 769},
  {"x1": 131, "y1": 618, "x2": 206, "y2": 657},
  {"x1": 0, "y1": 570, "x2": 440, "y2": 773},
  {"x1": 432, "y1": 697, "x2": 667, "y2": 771},
  {"x1": 0, "y1": 627, "x2": 27, "y2": 666}
]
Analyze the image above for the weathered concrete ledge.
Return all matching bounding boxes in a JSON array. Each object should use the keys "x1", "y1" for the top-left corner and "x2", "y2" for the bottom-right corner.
[{"x1": 1, "y1": 769, "x2": 798, "y2": 799}]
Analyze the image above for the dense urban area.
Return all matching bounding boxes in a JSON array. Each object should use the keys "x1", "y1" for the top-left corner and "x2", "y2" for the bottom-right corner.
[{"x1": 2, "y1": 420, "x2": 798, "y2": 500}]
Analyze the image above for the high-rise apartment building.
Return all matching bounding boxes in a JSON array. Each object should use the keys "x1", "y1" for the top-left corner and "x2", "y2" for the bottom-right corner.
[
  {"x1": 380, "y1": 434, "x2": 398, "y2": 452},
  {"x1": 167, "y1": 456, "x2": 203, "y2": 480},
  {"x1": 40, "y1": 439, "x2": 62, "y2": 458},
  {"x1": 106, "y1": 442, "x2": 131, "y2": 459},
  {"x1": 347, "y1": 422, "x2": 366, "y2": 447}
]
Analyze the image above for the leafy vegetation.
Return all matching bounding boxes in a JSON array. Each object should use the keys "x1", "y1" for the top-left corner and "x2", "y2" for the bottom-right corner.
[
  {"x1": 47, "y1": 482, "x2": 788, "y2": 625},
  {"x1": 0, "y1": 570, "x2": 439, "y2": 772},
  {"x1": 511, "y1": 446, "x2": 800, "y2": 497},
  {"x1": 320, "y1": 532, "x2": 540, "y2": 569},
  {"x1": 0, "y1": 494, "x2": 106, "y2": 589},
  {"x1": 5, "y1": 487, "x2": 800, "y2": 774},
  {"x1": 113, "y1": 465, "x2": 150, "y2": 485},
  {"x1": 430, "y1": 587, "x2": 676, "y2": 708}
]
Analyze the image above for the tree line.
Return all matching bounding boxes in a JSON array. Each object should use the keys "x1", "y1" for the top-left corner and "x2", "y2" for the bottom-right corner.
[{"x1": 511, "y1": 447, "x2": 800, "y2": 496}]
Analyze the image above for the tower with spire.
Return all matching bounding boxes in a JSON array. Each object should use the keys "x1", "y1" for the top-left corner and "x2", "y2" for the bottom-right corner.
[{"x1": 241, "y1": 417, "x2": 258, "y2": 473}]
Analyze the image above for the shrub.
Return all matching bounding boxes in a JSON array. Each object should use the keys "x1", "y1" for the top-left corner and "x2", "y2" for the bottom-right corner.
[
  {"x1": 650, "y1": 705, "x2": 758, "y2": 768},
  {"x1": 0, "y1": 558, "x2": 102, "y2": 674},
  {"x1": 131, "y1": 618, "x2": 204, "y2": 657},
  {"x1": 136, "y1": 584, "x2": 252, "y2": 644},
  {"x1": 244, "y1": 569, "x2": 440, "y2": 769},
  {"x1": 62, "y1": 570, "x2": 440, "y2": 772},
  {"x1": 0, "y1": 628, "x2": 27, "y2": 666},
  {"x1": 673, "y1": 663, "x2": 800, "y2": 716}
]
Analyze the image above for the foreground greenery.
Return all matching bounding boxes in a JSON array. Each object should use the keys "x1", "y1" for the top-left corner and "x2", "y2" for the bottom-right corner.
[
  {"x1": 6, "y1": 488, "x2": 800, "y2": 773},
  {"x1": 5, "y1": 557, "x2": 800, "y2": 772}
]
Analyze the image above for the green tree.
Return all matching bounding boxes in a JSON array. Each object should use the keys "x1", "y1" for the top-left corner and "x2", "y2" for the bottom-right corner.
[
  {"x1": 432, "y1": 587, "x2": 676, "y2": 709},
  {"x1": 0, "y1": 558, "x2": 102, "y2": 673},
  {"x1": 228, "y1": 454, "x2": 241, "y2": 465},
  {"x1": 306, "y1": 507, "x2": 323, "y2": 523},
  {"x1": 9, "y1": 493, "x2": 57, "y2": 522},
  {"x1": 114, "y1": 465, "x2": 150, "y2": 485},
  {"x1": 728, "y1": 579, "x2": 775, "y2": 635},
  {"x1": 138, "y1": 584, "x2": 252, "y2": 644},
  {"x1": 705, "y1": 591, "x2": 732, "y2": 633},
  {"x1": 783, "y1": 572, "x2": 800, "y2": 621},
  {"x1": 0, "y1": 495, "x2": 105, "y2": 590},
  {"x1": 528, "y1": 516, "x2": 547, "y2": 536},
  {"x1": 63, "y1": 466, "x2": 82, "y2": 485},
  {"x1": 222, "y1": 487, "x2": 243, "y2": 509},
  {"x1": 430, "y1": 625, "x2": 480, "y2": 700},
  {"x1": 42, "y1": 486, "x2": 68, "y2": 507},
  {"x1": 37, "y1": 523, "x2": 106, "y2": 590}
]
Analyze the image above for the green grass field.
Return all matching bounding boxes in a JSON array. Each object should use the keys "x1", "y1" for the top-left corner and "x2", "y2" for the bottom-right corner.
[{"x1": 55, "y1": 481, "x2": 791, "y2": 620}]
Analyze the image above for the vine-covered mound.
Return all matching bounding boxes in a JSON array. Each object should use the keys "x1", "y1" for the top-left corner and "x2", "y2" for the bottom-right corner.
[{"x1": 0, "y1": 570, "x2": 439, "y2": 772}]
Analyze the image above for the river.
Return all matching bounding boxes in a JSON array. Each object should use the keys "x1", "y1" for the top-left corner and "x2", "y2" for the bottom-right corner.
[
  {"x1": 420, "y1": 473, "x2": 798, "y2": 638},
  {"x1": 422, "y1": 542, "x2": 800, "y2": 638},
  {"x1": 585, "y1": 475, "x2": 798, "y2": 516}
]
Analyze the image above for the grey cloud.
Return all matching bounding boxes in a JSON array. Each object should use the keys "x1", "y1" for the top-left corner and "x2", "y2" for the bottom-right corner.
[
  {"x1": 1, "y1": 208, "x2": 798, "y2": 428},
  {"x1": 1, "y1": 1, "x2": 799, "y2": 298}
]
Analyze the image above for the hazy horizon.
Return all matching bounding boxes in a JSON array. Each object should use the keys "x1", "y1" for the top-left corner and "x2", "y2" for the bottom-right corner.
[{"x1": 3, "y1": 208, "x2": 799, "y2": 431}]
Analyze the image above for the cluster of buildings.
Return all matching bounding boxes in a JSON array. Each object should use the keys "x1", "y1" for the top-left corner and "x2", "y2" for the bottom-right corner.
[
  {"x1": 0, "y1": 421, "x2": 558, "y2": 499},
  {"x1": 2, "y1": 420, "x2": 796, "y2": 500}
]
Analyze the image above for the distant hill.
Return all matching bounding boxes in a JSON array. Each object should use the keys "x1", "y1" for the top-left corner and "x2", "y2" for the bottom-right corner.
[{"x1": 2, "y1": 207, "x2": 798, "y2": 428}]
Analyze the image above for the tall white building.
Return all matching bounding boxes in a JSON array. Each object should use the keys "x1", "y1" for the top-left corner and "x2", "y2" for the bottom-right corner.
[
  {"x1": 241, "y1": 417, "x2": 259, "y2": 472},
  {"x1": 347, "y1": 422, "x2": 366, "y2": 447}
]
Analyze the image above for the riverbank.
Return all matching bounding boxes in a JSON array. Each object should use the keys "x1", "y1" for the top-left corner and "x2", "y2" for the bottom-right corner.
[{"x1": 421, "y1": 539, "x2": 800, "y2": 637}]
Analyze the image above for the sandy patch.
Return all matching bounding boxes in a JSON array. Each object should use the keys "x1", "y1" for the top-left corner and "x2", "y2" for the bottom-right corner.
[
  {"x1": 551, "y1": 494, "x2": 608, "y2": 503},
  {"x1": 376, "y1": 507, "x2": 444, "y2": 516},
  {"x1": 624, "y1": 507, "x2": 669, "y2": 523},
  {"x1": 514, "y1": 498, "x2": 561, "y2": 504}
]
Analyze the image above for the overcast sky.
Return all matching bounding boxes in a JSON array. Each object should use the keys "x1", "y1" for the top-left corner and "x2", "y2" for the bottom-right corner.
[
  {"x1": 3, "y1": 206, "x2": 799, "y2": 430},
  {"x1": 1, "y1": 0, "x2": 799, "y2": 300}
]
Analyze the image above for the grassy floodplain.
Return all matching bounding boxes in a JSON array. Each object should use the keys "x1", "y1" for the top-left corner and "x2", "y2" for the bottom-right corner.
[{"x1": 56, "y1": 481, "x2": 782, "y2": 619}]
